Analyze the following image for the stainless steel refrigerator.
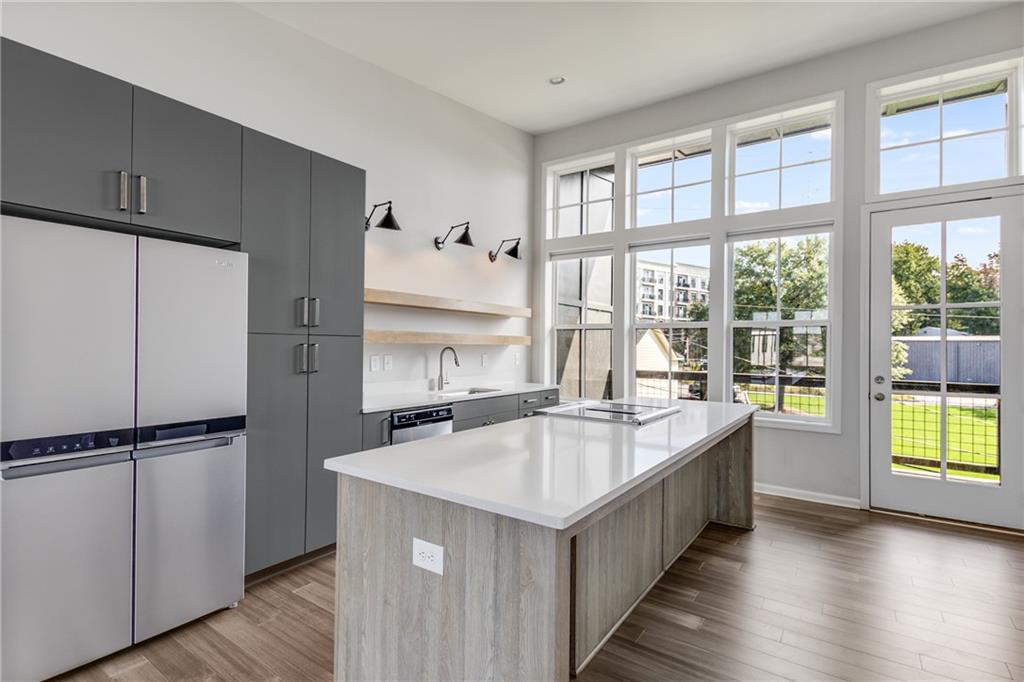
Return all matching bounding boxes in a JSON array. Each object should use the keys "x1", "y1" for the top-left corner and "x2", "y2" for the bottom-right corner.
[{"x1": 1, "y1": 216, "x2": 248, "y2": 681}]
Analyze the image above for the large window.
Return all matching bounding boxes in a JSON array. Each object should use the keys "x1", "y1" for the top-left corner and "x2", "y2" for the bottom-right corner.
[
  {"x1": 633, "y1": 243, "x2": 710, "y2": 401},
  {"x1": 554, "y1": 164, "x2": 615, "y2": 237},
  {"x1": 728, "y1": 104, "x2": 834, "y2": 215},
  {"x1": 633, "y1": 134, "x2": 712, "y2": 228},
  {"x1": 729, "y1": 229, "x2": 832, "y2": 422},
  {"x1": 554, "y1": 253, "x2": 614, "y2": 399}
]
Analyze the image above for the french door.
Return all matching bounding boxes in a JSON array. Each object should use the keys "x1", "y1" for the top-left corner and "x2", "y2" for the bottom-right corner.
[{"x1": 869, "y1": 195, "x2": 1023, "y2": 529}]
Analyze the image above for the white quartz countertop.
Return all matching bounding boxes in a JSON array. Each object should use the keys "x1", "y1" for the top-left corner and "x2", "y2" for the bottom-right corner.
[
  {"x1": 362, "y1": 382, "x2": 559, "y2": 414},
  {"x1": 325, "y1": 400, "x2": 756, "y2": 529}
]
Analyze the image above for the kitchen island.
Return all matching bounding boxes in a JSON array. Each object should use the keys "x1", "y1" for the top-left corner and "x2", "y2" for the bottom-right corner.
[{"x1": 324, "y1": 400, "x2": 757, "y2": 681}]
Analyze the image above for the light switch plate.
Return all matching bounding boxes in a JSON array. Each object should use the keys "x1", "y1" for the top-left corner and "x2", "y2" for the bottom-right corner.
[
  {"x1": 412, "y1": 537, "x2": 444, "y2": 575},
  {"x1": 383, "y1": 354, "x2": 393, "y2": 371},
  {"x1": 369, "y1": 354, "x2": 381, "y2": 372},
  {"x1": 481, "y1": 353, "x2": 488, "y2": 368}
]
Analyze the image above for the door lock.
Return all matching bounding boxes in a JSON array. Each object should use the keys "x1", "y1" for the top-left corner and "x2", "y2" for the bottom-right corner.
[
  {"x1": 873, "y1": 392, "x2": 886, "y2": 401},
  {"x1": 873, "y1": 375, "x2": 885, "y2": 384}
]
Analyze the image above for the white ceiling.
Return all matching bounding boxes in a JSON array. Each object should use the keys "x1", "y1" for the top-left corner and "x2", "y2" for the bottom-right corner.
[{"x1": 247, "y1": 2, "x2": 998, "y2": 134}]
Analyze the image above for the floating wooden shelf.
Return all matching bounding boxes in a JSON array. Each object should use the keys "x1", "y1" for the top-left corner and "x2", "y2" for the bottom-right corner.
[
  {"x1": 364, "y1": 330, "x2": 532, "y2": 346},
  {"x1": 364, "y1": 288, "x2": 532, "y2": 319}
]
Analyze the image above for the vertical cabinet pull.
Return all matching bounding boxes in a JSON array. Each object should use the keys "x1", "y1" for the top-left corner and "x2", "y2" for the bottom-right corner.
[
  {"x1": 310, "y1": 343, "x2": 320, "y2": 373},
  {"x1": 118, "y1": 171, "x2": 129, "y2": 211},
  {"x1": 311, "y1": 297, "x2": 321, "y2": 327},
  {"x1": 297, "y1": 297, "x2": 310, "y2": 327},
  {"x1": 380, "y1": 419, "x2": 389, "y2": 446},
  {"x1": 296, "y1": 343, "x2": 309, "y2": 374},
  {"x1": 138, "y1": 175, "x2": 149, "y2": 214}
]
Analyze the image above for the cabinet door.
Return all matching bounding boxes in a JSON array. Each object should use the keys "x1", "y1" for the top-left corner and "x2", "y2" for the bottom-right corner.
[
  {"x1": 245, "y1": 334, "x2": 309, "y2": 574},
  {"x1": 361, "y1": 412, "x2": 391, "y2": 450},
  {"x1": 241, "y1": 130, "x2": 311, "y2": 335},
  {"x1": 131, "y1": 88, "x2": 242, "y2": 243},
  {"x1": 309, "y1": 153, "x2": 365, "y2": 336},
  {"x1": 1, "y1": 39, "x2": 132, "y2": 220},
  {"x1": 305, "y1": 335, "x2": 362, "y2": 552}
]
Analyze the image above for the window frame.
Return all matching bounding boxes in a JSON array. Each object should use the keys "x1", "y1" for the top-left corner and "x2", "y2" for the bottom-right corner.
[
  {"x1": 630, "y1": 132, "x2": 713, "y2": 229},
  {"x1": 866, "y1": 50, "x2": 1024, "y2": 204},
  {"x1": 726, "y1": 223, "x2": 839, "y2": 430},
  {"x1": 551, "y1": 160, "x2": 616, "y2": 238}
]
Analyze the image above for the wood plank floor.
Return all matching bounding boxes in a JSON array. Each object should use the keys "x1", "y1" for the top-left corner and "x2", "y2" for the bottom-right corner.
[{"x1": 56, "y1": 495, "x2": 1024, "y2": 681}]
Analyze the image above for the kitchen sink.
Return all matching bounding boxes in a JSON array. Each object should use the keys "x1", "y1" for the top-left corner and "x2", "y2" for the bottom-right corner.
[{"x1": 439, "y1": 387, "x2": 501, "y2": 397}]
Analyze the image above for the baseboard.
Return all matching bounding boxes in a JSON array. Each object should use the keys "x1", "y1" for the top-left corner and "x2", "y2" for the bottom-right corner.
[{"x1": 754, "y1": 482, "x2": 862, "y2": 510}]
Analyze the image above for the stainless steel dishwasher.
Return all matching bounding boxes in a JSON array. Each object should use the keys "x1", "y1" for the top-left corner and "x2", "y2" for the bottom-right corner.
[{"x1": 389, "y1": 406, "x2": 454, "y2": 444}]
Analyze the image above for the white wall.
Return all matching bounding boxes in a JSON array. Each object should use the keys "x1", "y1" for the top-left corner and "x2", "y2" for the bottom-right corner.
[
  {"x1": 533, "y1": 5, "x2": 1024, "y2": 502},
  {"x1": 0, "y1": 1, "x2": 534, "y2": 391}
]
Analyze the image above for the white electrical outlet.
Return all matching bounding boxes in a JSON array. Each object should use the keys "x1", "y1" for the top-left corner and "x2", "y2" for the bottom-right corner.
[
  {"x1": 513, "y1": 352, "x2": 520, "y2": 367},
  {"x1": 481, "y1": 353, "x2": 488, "y2": 368},
  {"x1": 369, "y1": 354, "x2": 381, "y2": 372},
  {"x1": 383, "y1": 354, "x2": 393, "y2": 371},
  {"x1": 412, "y1": 537, "x2": 444, "y2": 575}
]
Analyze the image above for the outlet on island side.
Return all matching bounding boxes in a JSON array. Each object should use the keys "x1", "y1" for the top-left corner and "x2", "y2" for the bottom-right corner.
[{"x1": 412, "y1": 537, "x2": 444, "y2": 576}]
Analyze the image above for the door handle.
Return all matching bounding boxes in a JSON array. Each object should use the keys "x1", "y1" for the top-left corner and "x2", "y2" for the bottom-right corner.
[
  {"x1": 873, "y1": 392, "x2": 886, "y2": 401},
  {"x1": 297, "y1": 297, "x2": 310, "y2": 327},
  {"x1": 119, "y1": 171, "x2": 129, "y2": 211},
  {"x1": 873, "y1": 376, "x2": 885, "y2": 385},
  {"x1": 311, "y1": 297, "x2": 321, "y2": 327},
  {"x1": 310, "y1": 343, "x2": 320, "y2": 373},
  {"x1": 138, "y1": 175, "x2": 148, "y2": 214},
  {"x1": 296, "y1": 343, "x2": 309, "y2": 374}
]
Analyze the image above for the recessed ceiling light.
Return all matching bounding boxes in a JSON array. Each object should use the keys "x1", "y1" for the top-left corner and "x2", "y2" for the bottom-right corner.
[{"x1": 548, "y1": 76, "x2": 566, "y2": 86}]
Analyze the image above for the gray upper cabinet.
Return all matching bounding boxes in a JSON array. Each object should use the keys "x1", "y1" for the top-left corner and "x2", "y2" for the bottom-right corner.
[
  {"x1": 241, "y1": 130, "x2": 311, "y2": 335},
  {"x1": 130, "y1": 89, "x2": 241, "y2": 243},
  {"x1": 305, "y1": 335, "x2": 362, "y2": 552},
  {"x1": 245, "y1": 334, "x2": 309, "y2": 574},
  {"x1": 1, "y1": 39, "x2": 132, "y2": 221},
  {"x1": 309, "y1": 154, "x2": 365, "y2": 337}
]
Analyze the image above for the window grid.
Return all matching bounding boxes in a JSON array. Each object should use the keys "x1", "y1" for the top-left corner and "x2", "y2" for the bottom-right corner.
[
  {"x1": 632, "y1": 137, "x2": 712, "y2": 229},
  {"x1": 553, "y1": 253, "x2": 615, "y2": 400},
  {"x1": 554, "y1": 164, "x2": 615, "y2": 237}
]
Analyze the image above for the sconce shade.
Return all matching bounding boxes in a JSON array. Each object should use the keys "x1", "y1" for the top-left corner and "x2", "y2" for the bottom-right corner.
[
  {"x1": 503, "y1": 239, "x2": 520, "y2": 260},
  {"x1": 434, "y1": 222, "x2": 473, "y2": 250},
  {"x1": 488, "y1": 237, "x2": 522, "y2": 262},
  {"x1": 454, "y1": 225, "x2": 474, "y2": 246},
  {"x1": 375, "y1": 205, "x2": 401, "y2": 230}
]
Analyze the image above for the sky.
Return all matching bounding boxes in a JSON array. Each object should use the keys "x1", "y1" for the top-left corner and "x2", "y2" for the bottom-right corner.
[{"x1": 892, "y1": 216, "x2": 1000, "y2": 269}]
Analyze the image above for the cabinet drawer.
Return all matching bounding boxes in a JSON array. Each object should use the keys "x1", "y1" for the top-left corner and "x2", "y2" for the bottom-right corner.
[
  {"x1": 540, "y1": 389, "x2": 560, "y2": 405},
  {"x1": 452, "y1": 395, "x2": 517, "y2": 421},
  {"x1": 453, "y1": 411, "x2": 516, "y2": 432},
  {"x1": 361, "y1": 411, "x2": 391, "y2": 450},
  {"x1": 518, "y1": 392, "x2": 542, "y2": 409}
]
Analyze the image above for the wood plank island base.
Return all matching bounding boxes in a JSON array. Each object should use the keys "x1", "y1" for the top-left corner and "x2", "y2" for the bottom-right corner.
[{"x1": 324, "y1": 401, "x2": 756, "y2": 681}]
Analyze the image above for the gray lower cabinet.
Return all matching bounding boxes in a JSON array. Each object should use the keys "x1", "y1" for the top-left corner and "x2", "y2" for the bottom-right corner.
[
  {"x1": 241, "y1": 130, "x2": 311, "y2": 336},
  {"x1": 362, "y1": 411, "x2": 391, "y2": 450},
  {"x1": 453, "y1": 411, "x2": 517, "y2": 432},
  {"x1": 305, "y1": 335, "x2": 362, "y2": 552},
  {"x1": 1, "y1": 38, "x2": 132, "y2": 221},
  {"x1": 245, "y1": 333, "x2": 309, "y2": 574},
  {"x1": 452, "y1": 395, "x2": 518, "y2": 422},
  {"x1": 130, "y1": 88, "x2": 241, "y2": 243}
]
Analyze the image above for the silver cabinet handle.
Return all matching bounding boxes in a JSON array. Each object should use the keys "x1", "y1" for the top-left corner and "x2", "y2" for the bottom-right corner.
[
  {"x1": 119, "y1": 171, "x2": 128, "y2": 211},
  {"x1": 296, "y1": 343, "x2": 309, "y2": 374},
  {"x1": 310, "y1": 343, "x2": 320, "y2": 373},
  {"x1": 380, "y1": 418, "x2": 389, "y2": 446},
  {"x1": 523, "y1": 398, "x2": 538, "y2": 404},
  {"x1": 138, "y1": 175, "x2": 148, "y2": 214},
  {"x1": 297, "y1": 297, "x2": 310, "y2": 327},
  {"x1": 544, "y1": 394, "x2": 558, "y2": 401},
  {"x1": 311, "y1": 297, "x2": 321, "y2": 327}
]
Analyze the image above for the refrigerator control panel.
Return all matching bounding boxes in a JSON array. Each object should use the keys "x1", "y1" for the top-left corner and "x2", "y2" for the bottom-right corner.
[{"x1": 1, "y1": 428, "x2": 135, "y2": 462}]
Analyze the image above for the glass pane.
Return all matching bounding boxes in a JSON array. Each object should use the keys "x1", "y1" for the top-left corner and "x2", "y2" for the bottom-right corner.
[
  {"x1": 674, "y1": 150, "x2": 712, "y2": 186},
  {"x1": 947, "y1": 308, "x2": 1000, "y2": 394},
  {"x1": 779, "y1": 326, "x2": 826, "y2": 417},
  {"x1": 673, "y1": 245, "x2": 711, "y2": 322},
  {"x1": 947, "y1": 216, "x2": 1000, "y2": 303},
  {"x1": 891, "y1": 223, "x2": 940, "y2": 305},
  {"x1": 881, "y1": 106, "x2": 939, "y2": 149},
  {"x1": 636, "y1": 152, "x2": 673, "y2": 193},
  {"x1": 734, "y1": 170, "x2": 779, "y2": 214},
  {"x1": 891, "y1": 394, "x2": 941, "y2": 479},
  {"x1": 942, "y1": 131, "x2": 1007, "y2": 186},
  {"x1": 558, "y1": 171, "x2": 583, "y2": 206},
  {"x1": 880, "y1": 143, "x2": 940, "y2": 194},
  {"x1": 891, "y1": 309, "x2": 941, "y2": 392},
  {"x1": 584, "y1": 255, "x2": 613, "y2": 324},
  {"x1": 671, "y1": 328, "x2": 708, "y2": 401},
  {"x1": 557, "y1": 205, "x2": 582, "y2": 238},
  {"x1": 556, "y1": 303, "x2": 581, "y2": 325},
  {"x1": 780, "y1": 232, "x2": 829, "y2": 320},
  {"x1": 586, "y1": 200, "x2": 613, "y2": 234},
  {"x1": 635, "y1": 328, "x2": 670, "y2": 400},
  {"x1": 735, "y1": 136, "x2": 779, "y2": 175},
  {"x1": 588, "y1": 165, "x2": 615, "y2": 201},
  {"x1": 635, "y1": 249, "x2": 669, "y2": 323},
  {"x1": 636, "y1": 190, "x2": 671, "y2": 227},
  {"x1": 673, "y1": 183, "x2": 711, "y2": 223},
  {"x1": 732, "y1": 327, "x2": 777, "y2": 411},
  {"x1": 556, "y1": 329, "x2": 581, "y2": 398},
  {"x1": 782, "y1": 128, "x2": 831, "y2": 165},
  {"x1": 781, "y1": 161, "x2": 830, "y2": 208},
  {"x1": 942, "y1": 92, "x2": 1007, "y2": 138},
  {"x1": 556, "y1": 258, "x2": 581, "y2": 304},
  {"x1": 946, "y1": 397, "x2": 999, "y2": 483},
  {"x1": 732, "y1": 237, "x2": 778, "y2": 321},
  {"x1": 584, "y1": 329, "x2": 613, "y2": 400}
]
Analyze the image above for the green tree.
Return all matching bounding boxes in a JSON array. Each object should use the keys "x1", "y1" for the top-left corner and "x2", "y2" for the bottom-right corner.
[
  {"x1": 891, "y1": 241, "x2": 939, "y2": 306},
  {"x1": 890, "y1": 278, "x2": 912, "y2": 381},
  {"x1": 732, "y1": 240, "x2": 776, "y2": 320},
  {"x1": 779, "y1": 235, "x2": 829, "y2": 319}
]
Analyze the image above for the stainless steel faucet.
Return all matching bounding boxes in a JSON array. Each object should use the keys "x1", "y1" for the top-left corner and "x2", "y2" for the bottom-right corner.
[{"x1": 438, "y1": 346, "x2": 460, "y2": 389}]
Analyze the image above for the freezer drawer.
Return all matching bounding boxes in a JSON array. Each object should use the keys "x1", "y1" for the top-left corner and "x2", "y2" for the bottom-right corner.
[
  {"x1": 1, "y1": 455, "x2": 133, "y2": 682},
  {"x1": 134, "y1": 435, "x2": 246, "y2": 642}
]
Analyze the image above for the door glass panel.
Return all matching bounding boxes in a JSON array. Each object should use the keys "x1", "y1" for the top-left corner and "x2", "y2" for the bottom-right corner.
[
  {"x1": 946, "y1": 216, "x2": 1000, "y2": 303},
  {"x1": 732, "y1": 327, "x2": 777, "y2": 411},
  {"x1": 945, "y1": 397, "x2": 999, "y2": 483},
  {"x1": 891, "y1": 309, "x2": 940, "y2": 392},
  {"x1": 891, "y1": 394, "x2": 942, "y2": 479},
  {"x1": 891, "y1": 223, "x2": 940, "y2": 305},
  {"x1": 946, "y1": 308, "x2": 999, "y2": 394}
]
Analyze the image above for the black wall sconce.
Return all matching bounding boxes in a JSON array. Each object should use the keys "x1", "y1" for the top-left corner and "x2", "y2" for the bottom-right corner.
[
  {"x1": 488, "y1": 237, "x2": 522, "y2": 262},
  {"x1": 365, "y1": 201, "x2": 401, "y2": 231},
  {"x1": 434, "y1": 222, "x2": 474, "y2": 250}
]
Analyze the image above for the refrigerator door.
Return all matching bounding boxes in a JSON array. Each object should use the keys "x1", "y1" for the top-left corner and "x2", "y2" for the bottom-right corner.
[
  {"x1": 0, "y1": 216, "x2": 136, "y2": 444},
  {"x1": 1, "y1": 455, "x2": 134, "y2": 681},
  {"x1": 134, "y1": 435, "x2": 246, "y2": 642},
  {"x1": 136, "y1": 237, "x2": 248, "y2": 431}
]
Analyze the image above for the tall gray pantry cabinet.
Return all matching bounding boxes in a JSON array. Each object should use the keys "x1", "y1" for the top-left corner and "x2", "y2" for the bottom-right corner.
[{"x1": 242, "y1": 130, "x2": 365, "y2": 574}]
